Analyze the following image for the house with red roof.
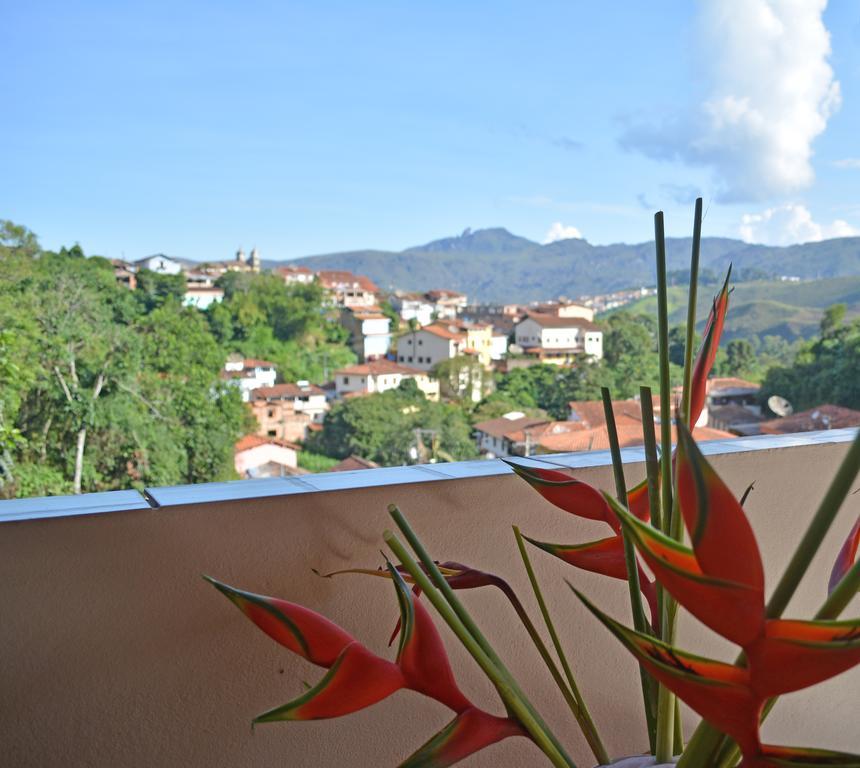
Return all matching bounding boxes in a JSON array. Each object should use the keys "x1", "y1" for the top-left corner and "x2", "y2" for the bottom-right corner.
[
  {"x1": 316, "y1": 270, "x2": 379, "y2": 308},
  {"x1": 514, "y1": 312, "x2": 603, "y2": 364},
  {"x1": 333, "y1": 359, "x2": 439, "y2": 401},
  {"x1": 233, "y1": 435, "x2": 303, "y2": 478}
]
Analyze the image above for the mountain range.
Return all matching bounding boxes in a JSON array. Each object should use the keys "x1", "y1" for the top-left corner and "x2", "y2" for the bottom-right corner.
[{"x1": 265, "y1": 227, "x2": 860, "y2": 304}]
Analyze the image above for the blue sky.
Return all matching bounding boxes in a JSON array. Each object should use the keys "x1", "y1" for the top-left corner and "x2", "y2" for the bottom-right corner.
[{"x1": 3, "y1": 1, "x2": 860, "y2": 261}]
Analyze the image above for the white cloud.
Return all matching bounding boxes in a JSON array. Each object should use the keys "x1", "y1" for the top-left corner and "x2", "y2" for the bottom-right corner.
[
  {"x1": 738, "y1": 204, "x2": 858, "y2": 245},
  {"x1": 542, "y1": 222, "x2": 583, "y2": 244},
  {"x1": 833, "y1": 158, "x2": 860, "y2": 169},
  {"x1": 620, "y1": 0, "x2": 840, "y2": 202}
]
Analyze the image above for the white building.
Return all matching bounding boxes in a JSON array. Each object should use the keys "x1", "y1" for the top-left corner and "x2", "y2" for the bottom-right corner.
[
  {"x1": 426, "y1": 289, "x2": 467, "y2": 319},
  {"x1": 340, "y1": 308, "x2": 392, "y2": 361},
  {"x1": 234, "y1": 435, "x2": 301, "y2": 478},
  {"x1": 514, "y1": 313, "x2": 603, "y2": 364},
  {"x1": 390, "y1": 293, "x2": 435, "y2": 326},
  {"x1": 489, "y1": 330, "x2": 509, "y2": 361},
  {"x1": 222, "y1": 357, "x2": 278, "y2": 402},
  {"x1": 134, "y1": 254, "x2": 182, "y2": 275},
  {"x1": 334, "y1": 360, "x2": 439, "y2": 401},
  {"x1": 183, "y1": 286, "x2": 224, "y2": 310},
  {"x1": 396, "y1": 320, "x2": 493, "y2": 371},
  {"x1": 274, "y1": 265, "x2": 316, "y2": 285}
]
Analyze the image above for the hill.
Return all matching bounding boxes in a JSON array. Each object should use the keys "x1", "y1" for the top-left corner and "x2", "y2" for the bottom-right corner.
[
  {"x1": 262, "y1": 228, "x2": 860, "y2": 303},
  {"x1": 613, "y1": 276, "x2": 860, "y2": 341}
]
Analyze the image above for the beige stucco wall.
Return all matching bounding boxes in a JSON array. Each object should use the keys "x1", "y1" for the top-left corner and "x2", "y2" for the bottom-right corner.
[{"x1": 1, "y1": 441, "x2": 859, "y2": 767}]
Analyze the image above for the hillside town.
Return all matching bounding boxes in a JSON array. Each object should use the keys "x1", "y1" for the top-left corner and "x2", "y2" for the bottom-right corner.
[{"x1": 105, "y1": 248, "x2": 860, "y2": 480}]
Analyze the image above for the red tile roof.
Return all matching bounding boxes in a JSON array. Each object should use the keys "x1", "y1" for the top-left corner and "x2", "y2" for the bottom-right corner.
[
  {"x1": 760, "y1": 404, "x2": 860, "y2": 435},
  {"x1": 707, "y1": 377, "x2": 761, "y2": 394},
  {"x1": 522, "y1": 312, "x2": 601, "y2": 331},
  {"x1": 421, "y1": 323, "x2": 465, "y2": 341},
  {"x1": 334, "y1": 359, "x2": 426, "y2": 376},
  {"x1": 330, "y1": 455, "x2": 380, "y2": 472},
  {"x1": 567, "y1": 400, "x2": 644, "y2": 429},
  {"x1": 536, "y1": 423, "x2": 734, "y2": 453},
  {"x1": 317, "y1": 270, "x2": 379, "y2": 293},
  {"x1": 474, "y1": 415, "x2": 548, "y2": 440},
  {"x1": 252, "y1": 383, "x2": 326, "y2": 399},
  {"x1": 235, "y1": 435, "x2": 301, "y2": 452}
]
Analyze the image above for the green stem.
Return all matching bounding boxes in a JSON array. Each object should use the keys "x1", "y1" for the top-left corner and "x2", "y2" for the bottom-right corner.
[
  {"x1": 387, "y1": 506, "x2": 577, "y2": 767},
  {"x1": 654, "y1": 211, "x2": 673, "y2": 536},
  {"x1": 673, "y1": 696, "x2": 685, "y2": 755},
  {"x1": 680, "y1": 198, "x2": 702, "y2": 428},
  {"x1": 513, "y1": 525, "x2": 609, "y2": 765},
  {"x1": 640, "y1": 386, "x2": 663, "y2": 535},
  {"x1": 602, "y1": 387, "x2": 657, "y2": 753},
  {"x1": 384, "y1": 529, "x2": 576, "y2": 768},
  {"x1": 653, "y1": 210, "x2": 677, "y2": 761}
]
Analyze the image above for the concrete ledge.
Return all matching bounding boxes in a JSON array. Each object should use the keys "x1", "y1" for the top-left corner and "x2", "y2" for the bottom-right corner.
[{"x1": 1, "y1": 427, "x2": 856, "y2": 520}]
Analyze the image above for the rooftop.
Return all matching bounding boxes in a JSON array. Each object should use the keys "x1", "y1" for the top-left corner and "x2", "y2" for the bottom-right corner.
[
  {"x1": 521, "y1": 312, "x2": 601, "y2": 331},
  {"x1": 251, "y1": 382, "x2": 326, "y2": 399},
  {"x1": 760, "y1": 404, "x2": 860, "y2": 434},
  {"x1": 234, "y1": 434, "x2": 301, "y2": 452},
  {"x1": 335, "y1": 359, "x2": 426, "y2": 376}
]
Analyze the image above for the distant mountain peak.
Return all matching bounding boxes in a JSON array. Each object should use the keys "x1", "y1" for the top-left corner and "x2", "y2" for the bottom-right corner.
[{"x1": 407, "y1": 227, "x2": 538, "y2": 254}]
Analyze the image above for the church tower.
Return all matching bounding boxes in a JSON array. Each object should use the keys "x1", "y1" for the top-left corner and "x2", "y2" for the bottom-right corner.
[
  {"x1": 249, "y1": 247, "x2": 260, "y2": 272},
  {"x1": 235, "y1": 247, "x2": 245, "y2": 264}
]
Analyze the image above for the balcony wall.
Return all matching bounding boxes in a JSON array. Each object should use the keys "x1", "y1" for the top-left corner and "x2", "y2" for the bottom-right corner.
[{"x1": 1, "y1": 430, "x2": 859, "y2": 767}]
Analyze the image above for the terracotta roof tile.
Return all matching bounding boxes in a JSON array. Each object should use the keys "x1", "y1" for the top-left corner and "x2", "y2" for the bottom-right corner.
[
  {"x1": 235, "y1": 435, "x2": 301, "y2": 452},
  {"x1": 760, "y1": 404, "x2": 860, "y2": 435}
]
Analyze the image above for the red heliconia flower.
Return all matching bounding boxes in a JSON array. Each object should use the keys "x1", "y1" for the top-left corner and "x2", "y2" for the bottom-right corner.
[
  {"x1": 205, "y1": 568, "x2": 527, "y2": 764},
  {"x1": 828, "y1": 513, "x2": 860, "y2": 595},
  {"x1": 689, "y1": 267, "x2": 731, "y2": 428},
  {"x1": 575, "y1": 588, "x2": 762, "y2": 756},
  {"x1": 399, "y1": 708, "x2": 525, "y2": 768},
  {"x1": 524, "y1": 533, "x2": 658, "y2": 628},
  {"x1": 505, "y1": 458, "x2": 658, "y2": 628},
  {"x1": 582, "y1": 420, "x2": 860, "y2": 767},
  {"x1": 504, "y1": 461, "x2": 625, "y2": 530}
]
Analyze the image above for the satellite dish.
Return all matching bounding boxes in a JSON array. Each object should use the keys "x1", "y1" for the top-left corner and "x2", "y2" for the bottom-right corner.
[{"x1": 768, "y1": 395, "x2": 794, "y2": 417}]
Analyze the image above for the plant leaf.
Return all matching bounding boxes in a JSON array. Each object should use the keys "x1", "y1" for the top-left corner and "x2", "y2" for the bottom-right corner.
[
  {"x1": 606, "y1": 495, "x2": 765, "y2": 647},
  {"x1": 689, "y1": 267, "x2": 731, "y2": 427},
  {"x1": 746, "y1": 617, "x2": 860, "y2": 697},
  {"x1": 253, "y1": 641, "x2": 404, "y2": 722},
  {"x1": 573, "y1": 586, "x2": 760, "y2": 755},
  {"x1": 503, "y1": 460, "x2": 619, "y2": 531},
  {"x1": 398, "y1": 708, "x2": 525, "y2": 768},
  {"x1": 204, "y1": 575, "x2": 354, "y2": 667},
  {"x1": 675, "y1": 421, "x2": 765, "y2": 595},
  {"x1": 829, "y1": 515, "x2": 860, "y2": 596}
]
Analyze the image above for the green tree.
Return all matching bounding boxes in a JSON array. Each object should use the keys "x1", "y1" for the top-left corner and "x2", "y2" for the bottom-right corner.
[
  {"x1": 308, "y1": 387, "x2": 478, "y2": 465},
  {"x1": 760, "y1": 304, "x2": 860, "y2": 411},
  {"x1": 135, "y1": 269, "x2": 186, "y2": 311},
  {"x1": 720, "y1": 339, "x2": 757, "y2": 378}
]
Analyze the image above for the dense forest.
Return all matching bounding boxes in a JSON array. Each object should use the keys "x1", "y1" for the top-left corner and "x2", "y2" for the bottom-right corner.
[{"x1": 0, "y1": 220, "x2": 356, "y2": 498}]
